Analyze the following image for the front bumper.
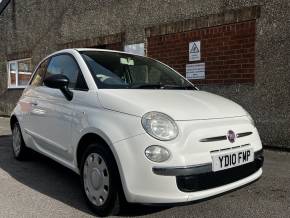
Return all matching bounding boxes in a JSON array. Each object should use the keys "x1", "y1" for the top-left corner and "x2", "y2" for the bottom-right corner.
[
  {"x1": 178, "y1": 150, "x2": 263, "y2": 192},
  {"x1": 153, "y1": 150, "x2": 263, "y2": 192},
  {"x1": 113, "y1": 117, "x2": 263, "y2": 204}
]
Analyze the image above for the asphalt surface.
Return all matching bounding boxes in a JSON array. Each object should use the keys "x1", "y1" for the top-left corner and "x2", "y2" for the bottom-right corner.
[{"x1": 0, "y1": 135, "x2": 289, "y2": 218}]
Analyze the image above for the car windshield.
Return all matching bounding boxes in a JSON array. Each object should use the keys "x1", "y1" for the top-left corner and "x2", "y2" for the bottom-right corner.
[{"x1": 80, "y1": 50, "x2": 196, "y2": 90}]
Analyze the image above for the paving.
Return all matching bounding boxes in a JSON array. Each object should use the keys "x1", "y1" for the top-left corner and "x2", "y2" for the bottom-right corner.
[
  {"x1": 0, "y1": 117, "x2": 10, "y2": 136},
  {"x1": 0, "y1": 117, "x2": 289, "y2": 217}
]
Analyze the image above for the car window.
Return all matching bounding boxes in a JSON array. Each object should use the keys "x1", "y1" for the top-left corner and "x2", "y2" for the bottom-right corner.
[
  {"x1": 30, "y1": 58, "x2": 49, "y2": 87},
  {"x1": 81, "y1": 51, "x2": 195, "y2": 90},
  {"x1": 45, "y1": 54, "x2": 88, "y2": 90}
]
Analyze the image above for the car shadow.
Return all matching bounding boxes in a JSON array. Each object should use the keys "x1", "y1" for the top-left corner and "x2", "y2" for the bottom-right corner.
[{"x1": 0, "y1": 136, "x2": 170, "y2": 217}]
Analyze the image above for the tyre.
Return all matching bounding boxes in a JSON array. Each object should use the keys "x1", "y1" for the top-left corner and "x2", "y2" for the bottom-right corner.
[
  {"x1": 80, "y1": 143, "x2": 123, "y2": 217},
  {"x1": 12, "y1": 122, "x2": 29, "y2": 160}
]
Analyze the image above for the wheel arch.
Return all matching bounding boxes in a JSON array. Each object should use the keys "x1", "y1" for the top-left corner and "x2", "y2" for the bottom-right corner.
[
  {"x1": 76, "y1": 132, "x2": 128, "y2": 198},
  {"x1": 76, "y1": 132, "x2": 120, "y2": 172}
]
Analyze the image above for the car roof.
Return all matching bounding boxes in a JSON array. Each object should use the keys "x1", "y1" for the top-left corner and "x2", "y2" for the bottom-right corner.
[
  {"x1": 74, "y1": 48, "x2": 145, "y2": 57},
  {"x1": 38, "y1": 47, "x2": 148, "y2": 68},
  {"x1": 47, "y1": 48, "x2": 145, "y2": 59},
  {"x1": 45, "y1": 48, "x2": 145, "y2": 61},
  {"x1": 37, "y1": 48, "x2": 148, "y2": 73},
  {"x1": 75, "y1": 48, "x2": 120, "y2": 52}
]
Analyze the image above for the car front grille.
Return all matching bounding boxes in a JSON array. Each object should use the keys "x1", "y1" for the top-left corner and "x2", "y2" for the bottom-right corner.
[
  {"x1": 199, "y1": 131, "x2": 253, "y2": 142},
  {"x1": 176, "y1": 150, "x2": 263, "y2": 192}
]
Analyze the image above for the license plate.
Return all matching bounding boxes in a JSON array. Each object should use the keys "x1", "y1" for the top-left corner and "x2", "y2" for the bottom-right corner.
[{"x1": 211, "y1": 148, "x2": 254, "y2": 172}]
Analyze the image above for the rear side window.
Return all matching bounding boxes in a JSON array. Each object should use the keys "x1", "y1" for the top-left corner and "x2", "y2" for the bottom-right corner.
[
  {"x1": 45, "y1": 54, "x2": 88, "y2": 90},
  {"x1": 30, "y1": 59, "x2": 49, "y2": 87}
]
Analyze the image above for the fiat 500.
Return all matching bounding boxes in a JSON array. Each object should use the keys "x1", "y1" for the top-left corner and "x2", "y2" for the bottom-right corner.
[{"x1": 11, "y1": 49, "x2": 263, "y2": 216}]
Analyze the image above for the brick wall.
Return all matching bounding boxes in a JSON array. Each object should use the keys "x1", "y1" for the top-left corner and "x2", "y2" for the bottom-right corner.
[
  {"x1": 147, "y1": 20, "x2": 256, "y2": 84},
  {"x1": 105, "y1": 42, "x2": 123, "y2": 51}
]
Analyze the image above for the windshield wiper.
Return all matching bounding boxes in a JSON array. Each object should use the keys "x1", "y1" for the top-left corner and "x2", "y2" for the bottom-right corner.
[
  {"x1": 130, "y1": 84, "x2": 162, "y2": 89},
  {"x1": 160, "y1": 84, "x2": 196, "y2": 90},
  {"x1": 130, "y1": 84, "x2": 196, "y2": 90}
]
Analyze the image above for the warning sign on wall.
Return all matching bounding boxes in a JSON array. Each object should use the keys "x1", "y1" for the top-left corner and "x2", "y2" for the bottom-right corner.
[
  {"x1": 189, "y1": 41, "x2": 201, "y2": 61},
  {"x1": 186, "y1": 63, "x2": 205, "y2": 80}
]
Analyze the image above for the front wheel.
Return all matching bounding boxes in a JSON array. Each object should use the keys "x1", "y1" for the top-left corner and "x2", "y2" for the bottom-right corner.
[
  {"x1": 80, "y1": 143, "x2": 122, "y2": 217},
  {"x1": 12, "y1": 122, "x2": 29, "y2": 160}
]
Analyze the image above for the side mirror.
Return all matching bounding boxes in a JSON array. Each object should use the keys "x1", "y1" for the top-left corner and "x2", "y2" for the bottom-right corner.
[{"x1": 43, "y1": 74, "x2": 73, "y2": 101}]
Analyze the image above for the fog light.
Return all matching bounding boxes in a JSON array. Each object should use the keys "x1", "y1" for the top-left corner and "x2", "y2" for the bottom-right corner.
[{"x1": 145, "y1": 145, "x2": 170, "y2": 162}]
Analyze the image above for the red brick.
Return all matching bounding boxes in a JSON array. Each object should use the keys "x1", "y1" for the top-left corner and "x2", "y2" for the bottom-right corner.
[{"x1": 147, "y1": 20, "x2": 256, "y2": 85}]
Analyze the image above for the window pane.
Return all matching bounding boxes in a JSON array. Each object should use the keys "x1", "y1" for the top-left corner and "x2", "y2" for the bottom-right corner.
[
  {"x1": 18, "y1": 59, "x2": 32, "y2": 73},
  {"x1": 10, "y1": 62, "x2": 17, "y2": 73},
  {"x1": 9, "y1": 62, "x2": 17, "y2": 87},
  {"x1": 81, "y1": 51, "x2": 194, "y2": 89},
  {"x1": 18, "y1": 59, "x2": 32, "y2": 86},
  {"x1": 18, "y1": 74, "x2": 32, "y2": 86},
  {"x1": 46, "y1": 55, "x2": 79, "y2": 89},
  {"x1": 10, "y1": 72, "x2": 16, "y2": 86},
  {"x1": 31, "y1": 59, "x2": 49, "y2": 87}
]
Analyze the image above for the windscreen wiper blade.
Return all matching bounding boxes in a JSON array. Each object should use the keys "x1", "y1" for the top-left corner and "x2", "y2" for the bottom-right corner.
[
  {"x1": 161, "y1": 85, "x2": 196, "y2": 90},
  {"x1": 130, "y1": 84, "x2": 162, "y2": 89},
  {"x1": 130, "y1": 84, "x2": 196, "y2": 90}
]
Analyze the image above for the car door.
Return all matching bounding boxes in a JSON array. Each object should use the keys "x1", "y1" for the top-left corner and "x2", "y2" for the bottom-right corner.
[
  {"x1": 24, "y1": 53, "x2": 88, "y2": 163},
  {"x1": 20, "y1": 58, "x2": 49, "y2": 148}
]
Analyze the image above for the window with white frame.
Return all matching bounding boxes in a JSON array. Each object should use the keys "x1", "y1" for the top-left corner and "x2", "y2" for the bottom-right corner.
[
  {"x1": 124, "y1": 43, "x2": 145, "y2": 56},
  {"x1": 8, "y1": 58, "x2": 33, "y2": 88}
]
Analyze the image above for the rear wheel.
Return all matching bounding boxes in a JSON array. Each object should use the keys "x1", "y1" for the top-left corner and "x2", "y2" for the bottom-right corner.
[
  {"x1": 12, "y1": 122, "x2": 29, "y2": 160},
  {"x1": 80, "y1": 143, "x2": 122, "y2": 216}
]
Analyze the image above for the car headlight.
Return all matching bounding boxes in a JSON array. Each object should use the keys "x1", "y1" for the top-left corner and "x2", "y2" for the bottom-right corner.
[
  {"x1": 141, "y1": 111, "x2": 179, "y2": 141},
  {"x1": 246, "y1": 111, "x2": 255, "y2": 126}
]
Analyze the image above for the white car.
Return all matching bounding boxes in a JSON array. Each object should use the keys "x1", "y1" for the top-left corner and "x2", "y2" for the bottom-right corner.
[{"x1": 11, "y1": 49, "x2": 263, "y2": 216}]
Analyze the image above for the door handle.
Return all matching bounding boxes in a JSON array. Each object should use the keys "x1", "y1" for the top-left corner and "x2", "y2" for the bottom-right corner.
[
  {"x1": 31, "y1": 108, "x2": 46, "y2": 115},
  {"x1": 31, "y1": 102, "x2": 38, "y2": 106}
]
